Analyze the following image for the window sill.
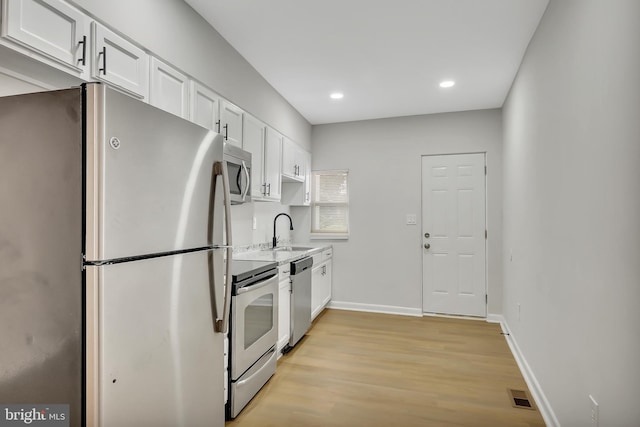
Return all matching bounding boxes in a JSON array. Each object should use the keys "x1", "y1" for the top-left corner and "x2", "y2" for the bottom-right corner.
[{"x1": 310, "y1": 233, "x2": 349, "y2": 240}]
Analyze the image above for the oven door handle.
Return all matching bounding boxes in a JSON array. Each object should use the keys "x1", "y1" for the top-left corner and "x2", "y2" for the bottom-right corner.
[
  {"x1": 214, "y1": 160, "x2": 233, "y2": 334},
  {"x1": 236, "y1": 274, "x2": 276, "y2": 295}
]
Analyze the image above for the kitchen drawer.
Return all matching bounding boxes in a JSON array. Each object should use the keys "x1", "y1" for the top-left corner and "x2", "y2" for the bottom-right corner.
[
  {"x1": 278, "y1": 264, "x2": 291, "y2": 281},
  {"x1": 322, "y1": 248, "x2": 333, "y2": 262},
  {"x1": 312, "y1": 252, "x2": 322, "y2": 267}
]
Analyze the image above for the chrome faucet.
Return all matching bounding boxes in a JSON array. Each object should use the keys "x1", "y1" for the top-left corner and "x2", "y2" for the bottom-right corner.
[{"x1": 273, "y1": 213, "x2": 294, "y2": 248}]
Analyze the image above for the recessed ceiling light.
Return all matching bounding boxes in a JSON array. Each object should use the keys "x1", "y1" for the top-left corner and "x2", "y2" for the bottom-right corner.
[
  {"x1": 439, "y1": 80, "x2": 455, "y2": 88},
  {"x1": 330, "y1": 92, "x2": 344, "y2": 99}
]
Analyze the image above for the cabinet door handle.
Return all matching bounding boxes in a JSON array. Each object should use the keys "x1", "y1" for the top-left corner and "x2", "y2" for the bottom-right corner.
[
  {"x1": 267, "y1": 183, "x2": 271, "y2": 196},
  {"x1": 223, "y1": 124, "x2": 229, "y2": 140},
  {"x1": 77, "y1": 35, "x2": 87, "y2": 66},
  {"x1": 215, "y1": 120, "x2": 221, "y2": 133},
  {"x1": 98, "y1": 46, "x2": 107, "y2": 75}
]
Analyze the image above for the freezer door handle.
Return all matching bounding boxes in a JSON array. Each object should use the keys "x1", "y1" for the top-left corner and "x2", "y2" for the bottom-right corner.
[{"x1": 213, "y1": 160, "x2": 233, "y2": 334}]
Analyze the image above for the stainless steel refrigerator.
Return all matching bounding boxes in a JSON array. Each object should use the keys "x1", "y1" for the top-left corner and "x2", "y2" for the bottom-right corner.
[{"x1": 0, "y1": 83, "x2": 232, "y2": 427}]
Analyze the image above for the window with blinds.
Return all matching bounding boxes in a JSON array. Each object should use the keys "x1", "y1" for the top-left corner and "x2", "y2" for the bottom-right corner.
[{"x1": 311, "y1": 170, "x2": 349, "y2": 238}]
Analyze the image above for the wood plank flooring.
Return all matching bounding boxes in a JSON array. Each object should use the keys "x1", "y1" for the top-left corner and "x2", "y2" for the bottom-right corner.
[{"x1": 227, "y1": 309, "x2": 545, "y2": 427}]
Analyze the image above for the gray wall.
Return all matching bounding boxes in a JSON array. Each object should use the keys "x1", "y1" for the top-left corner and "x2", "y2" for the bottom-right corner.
[
  {"x1": 302, "y1": 110, "x2": 503, "y2": 315},
  {"x1": 502, "y1": 0, "x2": 640, "y2": 425}
]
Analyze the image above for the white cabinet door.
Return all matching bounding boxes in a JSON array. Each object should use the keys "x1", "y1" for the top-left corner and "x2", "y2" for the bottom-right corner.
[
  {"x1": 189, "y1": 81, "x2": 220, "y2": 131},
  {"x1": 281, "y1": 137, "x2": 297, "y2": 180},
  {"x1": 321, "y1": 259, "x2": 332, "y2": 307},
  {"x1": 2, "y1": 0, "x2": 90, "y2": 77},
  {"x1": 92, "y1": 22, "x2": 149, "y2": 99},
  {"x1": 263, "y1": 127, "x2": 282, "y2": 201},
  {"x1": 278, "y1": 278, "x2": 291, "y2": 355},
  {"x1": 311, "y1": 264, "x2": 323, "y2": 320},
  {"x1": 281, "y1": 137, "x2": 304, "y2": 182},
  {"x1": 281, "y1": 149, "x2": 311, "y2": 206},
  {"x1": 220, "y1": 100, "x2": 243, "y2": 148},
  {"x1": 303, "y1": 150, "x2": 311, "y2": 205},
  {"x1": 311, "y1": 253, "x2": 332, "y2": 320},
  {"x1": 149, "y1": 57, "x2": 189, "y2": 119},
  {"x1": 242, "y1": 113, "x2": 266, "y2": 200}
]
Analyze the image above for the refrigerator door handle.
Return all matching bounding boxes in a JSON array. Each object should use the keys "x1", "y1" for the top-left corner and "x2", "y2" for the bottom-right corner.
[{"x1": 213, "y1": 160, "x2": 233, "y2": 334}]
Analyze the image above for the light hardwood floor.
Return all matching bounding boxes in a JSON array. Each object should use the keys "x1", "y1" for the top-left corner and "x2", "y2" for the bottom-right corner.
[{"x1": 227, "y1": 309, "x2": 545, "y2": 427}]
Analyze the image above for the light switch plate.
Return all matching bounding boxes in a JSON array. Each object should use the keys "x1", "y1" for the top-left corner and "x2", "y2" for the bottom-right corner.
[
  {"x1": 252, "y1": 216, "x2": 257, "y2": 230},
  {"x1": 406, "y1": 214, "x2": 417, "y2": 225}
]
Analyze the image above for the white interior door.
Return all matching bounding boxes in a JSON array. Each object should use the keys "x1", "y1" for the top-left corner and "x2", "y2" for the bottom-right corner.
[{"x1": 421, "y1": 153, "x2": 486, "y2": 317}]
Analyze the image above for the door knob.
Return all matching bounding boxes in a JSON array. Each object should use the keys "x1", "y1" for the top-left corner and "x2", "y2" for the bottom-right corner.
[
  {"x1": 424, "y1": 243, "x2": 430, "y2": 249},
  {"x1": 424, "y1": 232, "x2": 430, "y2": 238}
]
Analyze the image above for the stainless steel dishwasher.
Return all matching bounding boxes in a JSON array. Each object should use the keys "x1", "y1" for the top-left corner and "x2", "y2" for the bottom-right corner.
[{"x1": 283, "y1": 256, "x2": 313, "y2": 353}]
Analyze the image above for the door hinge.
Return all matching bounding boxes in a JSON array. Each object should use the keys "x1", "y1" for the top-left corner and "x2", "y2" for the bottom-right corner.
[
  {"x1": 486, "y1": 294, "x2": 488, "y2": 304},
  {"x1": 485, "y1": 165, "x2": 487, "y2": 175},
  {"x1": 485, "y1": 229, "x2": 487, "y2": 239}
]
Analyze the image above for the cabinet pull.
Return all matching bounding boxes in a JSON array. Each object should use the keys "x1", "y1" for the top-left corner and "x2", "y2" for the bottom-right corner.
[
  {"x1": 267, "y1": 183, "x2": 271, "y2": 196},
  {"x1": 215, "y1": 120, "x2": 221, "y2": 133},
  {"x1": 223, "y1": 124, "x2": 229, "y2": 140},
  {"x1": 77, "y1": 35, "x2": 87, "y2": 66},
  {"x1": 98, "y1": 46, "x2": 107, "y2": 75}
]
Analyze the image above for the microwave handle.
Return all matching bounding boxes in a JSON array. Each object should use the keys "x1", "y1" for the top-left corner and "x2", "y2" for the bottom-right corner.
[{"x1": 241, "y1": 160, "x2": 250, "y2": 202}]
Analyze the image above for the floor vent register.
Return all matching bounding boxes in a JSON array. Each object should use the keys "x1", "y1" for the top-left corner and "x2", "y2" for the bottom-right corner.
[{"x1": 507, "y1": 388, "x2": 536, "y2": 410}]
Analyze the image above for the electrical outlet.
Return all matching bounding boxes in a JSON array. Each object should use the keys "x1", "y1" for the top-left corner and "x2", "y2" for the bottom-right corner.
[
  {"x1": 252, "y1": 216, "x2": 257, "y2": 230},
  {"x1": 589, "y1": 395, "x2": 599, "y2": 426},
  {"x1": 406, "y1": 214, "x2": 417, "y2": 225}
]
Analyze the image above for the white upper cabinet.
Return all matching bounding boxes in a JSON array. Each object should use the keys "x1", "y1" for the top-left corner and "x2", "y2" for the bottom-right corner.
[
  {"x1": 2, "y1": 0, "x2": 91, "y2": 78},
  {"x1": 281, "y1": 149, "x2": 311, "y2": 206},
  {"x1": 189, "y1": 81, "x2": 220, "y2": 131},
  {"x1": 242, "y1": 113, "x2": 267, "y2": 201},
  {"x1": 91, "y1": 22, "x2": 149, "y2": 99},
  {"x1": 281, "y1": 137, "x2": 305, "y2": 182},
  {"x1": 263, "y1": 127, "x2": 282, "y2": 201},
  {"x1": 220, "y1": 100, "x2": 243, "y2": 148},
  {"x1": 149, "y1": 57, "x2": 189, "y2": 119}
]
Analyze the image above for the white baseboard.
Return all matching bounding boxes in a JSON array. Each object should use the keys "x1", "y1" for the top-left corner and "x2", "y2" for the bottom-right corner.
[
  {"x1": 327, "y1": 301, "x2": 422, "y2": 317},
  {"x1": 494, "y1": 315, "x2": 560, "y2": 427},
  {"x1": 486, "y1": 313, "x2": 503, "y2": 324}
]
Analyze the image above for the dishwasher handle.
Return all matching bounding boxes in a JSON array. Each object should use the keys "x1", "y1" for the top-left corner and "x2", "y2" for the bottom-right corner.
[{"x1": 290, "y1": 257, "x2": 313, "y2": 275}]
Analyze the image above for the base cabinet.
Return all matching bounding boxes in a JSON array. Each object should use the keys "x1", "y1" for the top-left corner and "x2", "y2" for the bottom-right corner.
[{"x1": 311, "y1": 249, "x2": 332, "y2": 320}]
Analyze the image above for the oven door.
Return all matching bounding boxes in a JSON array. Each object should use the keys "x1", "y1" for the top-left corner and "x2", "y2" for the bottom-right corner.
[{"x1": 231, "y1": 274, "x2": 278, "y2": 379}]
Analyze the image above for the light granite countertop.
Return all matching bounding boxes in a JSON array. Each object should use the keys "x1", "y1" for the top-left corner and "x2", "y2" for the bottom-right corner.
[{"x1": 233, "y1": 244, "x2": 331, "y2": 266}]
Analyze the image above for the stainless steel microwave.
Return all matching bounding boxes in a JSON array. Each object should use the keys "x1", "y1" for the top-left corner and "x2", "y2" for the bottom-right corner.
[{"x1": 223, "y1": 143, "x2": 251, "y2": 204}]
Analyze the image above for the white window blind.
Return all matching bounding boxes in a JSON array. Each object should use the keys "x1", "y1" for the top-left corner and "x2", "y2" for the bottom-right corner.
[{"x1": 311, "y1": 170, "x2": 349, "y2": 238}]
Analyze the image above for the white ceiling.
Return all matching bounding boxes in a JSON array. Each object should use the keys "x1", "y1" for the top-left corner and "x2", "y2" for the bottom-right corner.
[{"x1": 185, "y1": 0, "x2": 549, "y2": 125}]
